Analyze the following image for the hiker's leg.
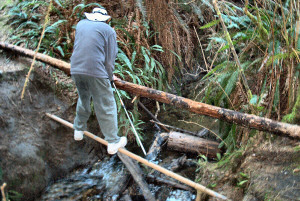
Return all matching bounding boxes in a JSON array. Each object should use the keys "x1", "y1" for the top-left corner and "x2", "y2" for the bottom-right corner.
[
  {"x1": 72, "y1": 75, "x2": 92, "y2": 131},
  {"x1": 91, "y1": 77, "x2": 120, "y2": 143}
]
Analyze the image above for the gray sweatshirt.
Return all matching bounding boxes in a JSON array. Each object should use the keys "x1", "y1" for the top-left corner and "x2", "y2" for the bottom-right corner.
[{"x1": 70, "y1": 19, "x2": 117, "y2": 81}]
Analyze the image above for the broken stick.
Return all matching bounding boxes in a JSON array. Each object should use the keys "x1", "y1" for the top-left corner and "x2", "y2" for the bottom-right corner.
[{"x1": 117, "y1": 152, "x2": 155, "y2": 201}]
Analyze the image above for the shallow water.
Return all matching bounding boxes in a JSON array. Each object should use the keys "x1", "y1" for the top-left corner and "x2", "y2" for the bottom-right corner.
[{"x1": 41, "y1": 153, "x2": 196, "y2": 200}]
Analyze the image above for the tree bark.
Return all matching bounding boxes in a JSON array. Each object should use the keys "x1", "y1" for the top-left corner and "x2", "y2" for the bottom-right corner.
[
  {"x1": 146, "y1": 132, "x2": 169, "y2": 161},
  {"x1": 2, "y1": 42, "x2": 300, "y2": 139},
  {"x1": 167, "y1": 132, "x2": 221, "y2": 158},
  {"x1": 117, "y1": 152, "x2": 156, "y2": 201},
  {"x1": 0, "y1": 42, "x2": 70, "y2": 74}
]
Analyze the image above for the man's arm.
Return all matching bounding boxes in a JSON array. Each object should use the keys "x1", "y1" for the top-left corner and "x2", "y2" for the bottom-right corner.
[{"x1": 105, "y1": 32, "x2": 118, "y2": 81}]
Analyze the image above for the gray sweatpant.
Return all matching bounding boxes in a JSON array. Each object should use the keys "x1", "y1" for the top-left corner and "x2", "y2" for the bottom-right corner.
[{"x1": 72, "y1": 74, "x2": 120, "y2": 143}]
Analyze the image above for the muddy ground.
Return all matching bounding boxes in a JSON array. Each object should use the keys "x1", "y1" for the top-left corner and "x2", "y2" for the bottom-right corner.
[
  {"x1": 1, "y1": 52, "x2": 299, "y2": 201},
  {"x1": 0, "y1": 53, "x2": 108, "y2": 200}
]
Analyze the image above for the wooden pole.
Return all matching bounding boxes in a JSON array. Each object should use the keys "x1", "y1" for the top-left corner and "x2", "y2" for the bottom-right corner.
[
  {"x1": 45, "y1": 113, "x2": 228, "y2": 200},
  {"x1": 1, "y1": 42, "x2": 299, "y2": 139}
]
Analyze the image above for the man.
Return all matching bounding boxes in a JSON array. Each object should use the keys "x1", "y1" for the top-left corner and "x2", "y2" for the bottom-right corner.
[{"x1": 70, "y1": 7, "x2": 127, "y2": 154}]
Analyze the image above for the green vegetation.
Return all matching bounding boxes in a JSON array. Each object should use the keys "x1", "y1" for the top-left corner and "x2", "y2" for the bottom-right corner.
[
  {"x1": 3, "y1": 0, "x2": 299, "y2": 154},
  {"x1": 202, "y1": 0, "x2": 299, "y2": 152}
]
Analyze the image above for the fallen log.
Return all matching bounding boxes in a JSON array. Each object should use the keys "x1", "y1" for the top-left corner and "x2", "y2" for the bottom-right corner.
[
  {"x1": 0, "y1": 42, "x2": 70, "y2": 74},
  {"x1": 146, "y1": 132, "x2": 169, "y2": 161},
  {"x1": 2, "y1": 42, "x2": 299, "y2": 139},
  {"x1": 167, "y1": 132, "x2": 221, "y2": 158},
  {"x1": 102, "y1": 157, "x2": 131, "y2": 200},
  {"x1": 117, "y1": 152, "x2": 155, "y2": 201},
  {"x1": 146, "y1": 174, "x2": 195, "y2": 192},
  {"x1": 115, "y1": 80, "x2": 300, "y2": 139}
]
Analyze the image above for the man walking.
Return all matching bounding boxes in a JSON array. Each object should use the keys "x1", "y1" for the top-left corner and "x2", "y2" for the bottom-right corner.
[{"x1": 70, "y1": 7, "x2": 127, "y2": 154}]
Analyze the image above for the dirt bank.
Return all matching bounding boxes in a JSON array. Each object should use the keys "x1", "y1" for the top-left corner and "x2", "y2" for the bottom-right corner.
[
  {"x1": 196, "y1": 137, "x2": 300, "y2": 201},
  {"x1": 0, "y1": 54, "x2": 105, "y2": 200}
]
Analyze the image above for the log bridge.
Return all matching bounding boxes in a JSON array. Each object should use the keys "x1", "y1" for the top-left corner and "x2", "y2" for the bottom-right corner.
[
  {"x1": 45, "y1": 113, "x2": 228, "y2": 200},
  {"x1": 1, "y1": 42, "x2": 299, "y2": 139}
]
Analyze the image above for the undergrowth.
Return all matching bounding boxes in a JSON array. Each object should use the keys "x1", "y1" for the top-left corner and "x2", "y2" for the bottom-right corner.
[
  {"x1": 201, "y1": 0, "x2": 300, "y2": 154},
  {"x1": 5, "y1": 0, "x2": 170, "y2": 142},
  {"x1": 4, "y1": 0, "x2": 300, "y2": 154}
]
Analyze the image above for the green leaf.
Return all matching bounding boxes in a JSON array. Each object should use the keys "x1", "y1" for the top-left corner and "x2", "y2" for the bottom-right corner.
[
  {"x1": 250, "y1": 95, "x2": 258, "y2": 105},
  {"x1": 217, "y1": 153, "x2": 221, "y2": 161},
  {"x1": 151, "y1": 45, "x2": 164, "y2": 52},
  {"x1": 237, "y1": 180, "x2": 248, "y2": 186},
  {"x1": 240, "y1": 172, "x2": 249, "y2": 178},
  {"x1": 200, "y1": 19, "x2": 220, "y2": 29},
  {"x1": 55, "y1": 46, "x2": 64, "y2": 57},
  {"x1": 117, "y1": 51, "x2": 132, "y2": 71}
]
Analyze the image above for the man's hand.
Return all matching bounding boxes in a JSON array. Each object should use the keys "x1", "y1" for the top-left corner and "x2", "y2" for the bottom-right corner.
[{"x1": 113, "y1": 75, "x2": 120, "y2": 81}]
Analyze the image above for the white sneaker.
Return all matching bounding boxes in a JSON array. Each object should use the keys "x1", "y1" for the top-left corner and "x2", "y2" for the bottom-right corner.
[
  {"x1": 74, "y1": 130, "x2": 84, "y2": 141},
  {"x1": 107, "y1": 137, "x2": 127, "y2": 155}
]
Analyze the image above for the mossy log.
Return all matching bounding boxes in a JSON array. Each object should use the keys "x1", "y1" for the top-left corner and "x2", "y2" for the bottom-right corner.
[{"x1": 1, "y1": 42, "x2": 299, "y2": 139}]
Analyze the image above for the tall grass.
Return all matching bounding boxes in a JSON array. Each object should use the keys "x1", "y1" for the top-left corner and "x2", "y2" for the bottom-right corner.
[{"x1": 201, "y1": 0, "x2": 300, "y2": 151}]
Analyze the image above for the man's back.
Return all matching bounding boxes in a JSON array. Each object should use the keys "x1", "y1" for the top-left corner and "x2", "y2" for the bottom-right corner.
[{"x1": 70, "y1": 19, "x2": 117, "y2": 80}]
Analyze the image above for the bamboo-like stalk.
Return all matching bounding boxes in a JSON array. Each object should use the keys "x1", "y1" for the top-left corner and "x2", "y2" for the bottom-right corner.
[
  {"x1": 213, "y1": 0, "x2": 253, "y2": 102},
  {"x1": 1, "y1": 183, "x2": 7, "y2": 201},
  {"x1": 45, "y1": 113, "x2": 228, "y2": 200},
  {"x1": 21, "y1": 0, "x2": 53, "y2": 100}
]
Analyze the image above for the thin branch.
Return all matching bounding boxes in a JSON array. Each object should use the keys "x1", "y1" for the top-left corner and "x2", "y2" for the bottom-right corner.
[
  {"x1": 21, "y1": 0, "x2": 53, "y2": 100},
  {"x1": 179, "y1": 119, "x2": 227, "y2": 146},
  {"x1": 193, "y1": 26, "x2": 208, "y2": 70}
]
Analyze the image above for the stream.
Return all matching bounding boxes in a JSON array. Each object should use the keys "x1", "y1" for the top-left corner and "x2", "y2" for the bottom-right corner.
[
  {"x1": 39, "y1": 95, "x2": 219, "y2": 200},
  {"x1": 40, "y1": 125, "x2": 199, "y2": 201}
]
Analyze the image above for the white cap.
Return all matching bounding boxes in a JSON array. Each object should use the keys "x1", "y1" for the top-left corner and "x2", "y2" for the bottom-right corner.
[{"x1": 84, "y1": 7, "x2": 111, "y2": 22}]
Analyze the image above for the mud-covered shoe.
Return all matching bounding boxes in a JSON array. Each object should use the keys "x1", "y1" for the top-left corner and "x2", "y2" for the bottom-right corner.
[
  {"x1": 74, "y1": 130, "x2": 84, "y2": 141},
  {"x1": 107, "y1": 137, "x2": 127, "y2": 154}
]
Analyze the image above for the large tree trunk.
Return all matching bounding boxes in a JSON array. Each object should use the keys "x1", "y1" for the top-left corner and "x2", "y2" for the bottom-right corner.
[
  {"x1": 167, "y1": 132, "x2": 221, "y2": 158},
  {"x1": 1, "y1": 42, "x2": 299, "y2": 139},
  {"x1": 0, "y1": 42, "x2": 70, "y2": 74}
]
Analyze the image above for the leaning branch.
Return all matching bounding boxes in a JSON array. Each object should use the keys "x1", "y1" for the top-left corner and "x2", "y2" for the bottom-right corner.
[{"x1": 1, "y1": 42, "x2": 299, "y2": 139}]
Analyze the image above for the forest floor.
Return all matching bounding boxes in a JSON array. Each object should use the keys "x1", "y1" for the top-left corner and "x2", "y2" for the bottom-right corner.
[
  {"x1": 1, "y1": 2, "x2": 300, "y2": 201},
  {"x1": 1, "y1": 47, "x2": 299, "y2": 201}
]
